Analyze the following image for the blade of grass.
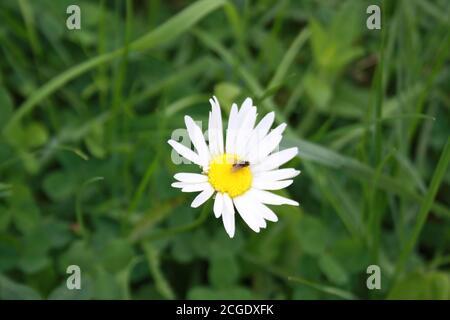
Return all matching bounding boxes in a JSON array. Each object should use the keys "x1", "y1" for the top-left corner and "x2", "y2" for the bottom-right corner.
[
  {"x1": 165, "y1": 94, "x2": 210, "y2": 117},
  {"x1": 368, "y1": 149, "x2": 395, "y2": 263},
  {"x1": 3, "y1": 0, "x2": 226, "y2": 135},
  {"x1": 127, "y1": 196, "x2": 184, "y2": 242},
  {"x1": 126, "y1": 56, "x2": 215, "y2": 109},
  {"x1": 195, "y1": 23, "x2": 450, "y2": 219},
  {"x1": 127, "y1": 154, "x2": 160, "y2": 215},
  {"x1": 284, "y1": 136, "x2": 450, "y2": 218},
  {"x1": 242, "y1": 254, "x2": 357, "y2": 300},
  {"x1": 288, "y1": 276, "x2": 357, "y2": 300},
  {"x1": 132, "y1": 200, "x2": 211, "y2": 243},
  {"x1": 117, "y1": 257, "x2": 142, "y2": 300},
  {"x1": 303, "y1": 162, "x2": 363, "y2": 239},
  {"x1": 391, "y1": 137, "x2": 450, "y2": 285},
  {"x1": 110, "y1": 0, "x2": 133, "y2": 142},
  {"x1": 267, "y1": 28, "x2": 309, "y2": 90},
  {"x1": 97, "y1": 0, "x2": 108, "y2": 109},
  {"x1": 407, "y1": 29, "x2": 450, "y2": 144},
  {"x1": 17, "y1": 0, "x2": 41, "y2": 56},
  {"x1": 393, "y1": 151, "x2": 427, "y2": 194},
  {"x1": 142, "y1": 242, "x2": 175, "y2": 299},
  {"x1": 223, "y1": 1, "x2": 246, "y2": 53},
  {"x1": 193, "y1": 28, "x2": 288, "y2": 124}
]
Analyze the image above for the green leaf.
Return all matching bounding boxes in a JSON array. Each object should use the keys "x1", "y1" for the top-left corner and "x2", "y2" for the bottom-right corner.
[
  {"x1": 303, "y1": 73, "x2": 332, "y2": 109},
  {"x1": 331, "y1": 239, "x2": 369, "y2": 274},
  {"x1": 92, "y1": 269, "x2": 122, "y2": 300},
  {"x1": 41, "y1": 220, "x2": 72, "y2": 249},
  {"x1": 24, "y1": 122, "x2": 48, "y2": 148},
  {"x1": 18, "y1": 227, "x2": 52, "y2": 274},
  {"x1": 10, "y1": 185, "x2": 41, "y2": 234},
  {"x1": 388, "y1": 272, "x2": 450, "y2": 300},
  {"x1": 100, "y1": 239, "x2": 134, "y2": 273},
  {"x1": 0, "y1": 274, "x2": 41, "y2": 299},
  {"x1": 208, "y1": 255, "x2": 240, "y2": 289},
  {"x1": 208, "y1": 231, "x2": 244, "y2": 258},
  {"x1": 318, "y1": 254, "x2": 349, "y2": 286},
  {"x1": 43, "y1": 170, "x2": 77, "y2": 201},
  {"x1": 330, "y1": 1, "x2": 364, "y2": 46},
  {"x1": 214, "y1": 82, "x2": 241, "y2": 113},
  {"x1": 47, "y1": 275, "x2": 93, "y2": 300},
  {"x1": 310, "y1": 18, "x2": 328, "y2": 67},
  {"x1": 59, "y1": 240, "x2": 96, "y2": 274},
  {"x1": 309, "y1": 1, "x2": 364, "y2": 74},
  {"x1": 297, "y1": 215, "x2": 328, "y2": 255},
  {"x1": 84, "y1": 124, "x2": 106, "y2": 159},
  {"x1": 171, "y1": 235, "x2": 195, "y2": 263}
]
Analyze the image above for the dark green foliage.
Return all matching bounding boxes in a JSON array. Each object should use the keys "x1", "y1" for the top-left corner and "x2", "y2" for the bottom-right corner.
[{"x1": 0, "y1": 0, "x2": 449, "y2": 300}]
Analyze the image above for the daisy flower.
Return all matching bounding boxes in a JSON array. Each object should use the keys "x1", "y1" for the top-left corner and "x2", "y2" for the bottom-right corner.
[{"x1": 168, "y1": 96, "x2": 299, "y2": 238}]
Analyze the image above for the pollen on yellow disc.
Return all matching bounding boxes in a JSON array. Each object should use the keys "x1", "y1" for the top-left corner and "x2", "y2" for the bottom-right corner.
[{"x1": 208, "y1": 154, "x2": 252, "y2": 198}]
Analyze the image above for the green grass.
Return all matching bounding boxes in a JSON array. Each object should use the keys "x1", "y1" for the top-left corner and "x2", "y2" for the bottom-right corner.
[{"x1": 0, "y1": 0, "x2": 449, "y2": 300}]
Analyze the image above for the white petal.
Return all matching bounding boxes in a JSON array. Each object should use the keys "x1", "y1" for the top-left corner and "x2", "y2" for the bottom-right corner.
[
  {"x1": 252, "y1": 179, "x2": 293, "y2": 190},
  {"x1": 233, "y1": 193, "x2": 263, "y2": 233},
  {"x1": 245, "y1": 112, "x2": 275, "y2": 155},
  {"x1": 225, "y1": 103, "x2": 239, "y2": 154},
  {"x1": 255, "y1": 207, "x2": 267, "y2": 229},
  {"x1": 185, "y1": 116, "x2": 210, "y2": 167},
  {"x1": 254, "y1": 168, "x2": 300, "y2": 181},
  {"x1": 260, "y1": 220, "x2": 267, "y2": 229},
  {"x1": 235, "y1": 107, "x2": 257, "y2": 157},
  {"x1": 255, "y1": 112, "x2": 275, "y2": 137},
  {"x1": 256, "y1": 202, "x2": 279, "y2": 222},
  {"x1": 236, "y1": 97, "x2": 253, "y2": 127},
  {"x1": 271, "y1": 123, "x2": 287, "y2": 136},
  {"x1": 180, "y1": 182, "x2": 211, "y2": 193},
  {"x1": 191, "y1": 185, "x2": 215, "y2": 208},
  {"x1": 168, "y1": 140, "x2": 202, "y2": 166},
  {"x1": 172, "y1": 181, "x2": 207, "y2": 189},
  {"x1": 212, "y1": 96, "x2": 224, "y2": 154},
  {"x1": 171, "y1": 182, "x2": 185, "y2": 188},
  {"x1": 228, "y1": 99, "x2": 253, "y2": 154},
  {"x1": 252, "y1": 147, "x2": 298, "y2": 172},
  {"x1": 208, "y1": 97, "x2": 224, "y2": 157},
  {"x1": 247, "y1": 134, "x2": 282, "y2": 164},
  {"x1": 239, "y1": 97, "x2": 253, "y2": 115},
  {"x1": 222, "y1": 193, "x2": 235, "y2": 238},
  {"x1": 207, "y1": 111, "x2": 218, "y2": 156},
  {"x1": 174, "y1": 173, "x2": 208, "y2": 183},
  {"x1": 248, "y1": 188, "x2": 299, "y2": 206},
  {"x1": 214, "y1": 192, "x2": 223, "y2": 218},
  {"x1": 247, "y1": 123, "x2": 286, "y2": 163}
]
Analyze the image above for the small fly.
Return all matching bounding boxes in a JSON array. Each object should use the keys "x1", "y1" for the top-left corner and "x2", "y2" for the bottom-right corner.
[{"x1": 232, "y1": 160, "x2": 250, "y2": 172}]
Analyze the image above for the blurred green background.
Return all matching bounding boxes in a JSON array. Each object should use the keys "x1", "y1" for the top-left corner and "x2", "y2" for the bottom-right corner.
[{"x1": 0, "y1": 0, "x2": 449, "y2": 300}]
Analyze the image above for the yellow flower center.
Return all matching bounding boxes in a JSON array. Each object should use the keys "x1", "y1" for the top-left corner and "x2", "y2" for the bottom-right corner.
[{"x1": 208, "y1": 154, "x2": 252, "y2": 198}]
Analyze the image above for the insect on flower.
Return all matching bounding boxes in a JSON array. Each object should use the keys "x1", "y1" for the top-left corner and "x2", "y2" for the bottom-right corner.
[
  {"x1": 168, "y1": 96, "x2": 300, "y2": 238},
  {"x1": 231, "y1": 160, "x2": 250, "y2": 172}
]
